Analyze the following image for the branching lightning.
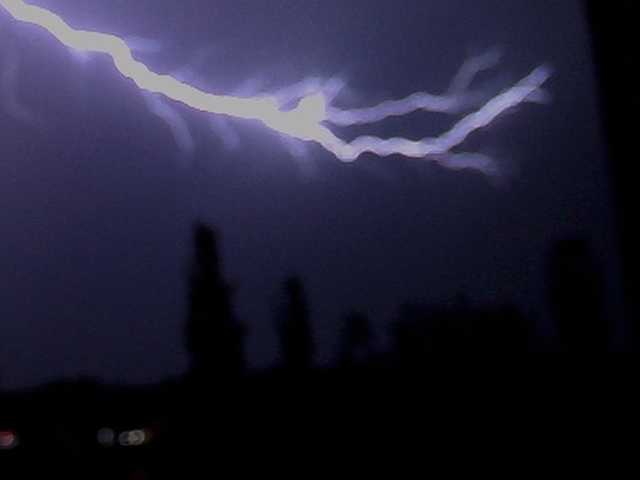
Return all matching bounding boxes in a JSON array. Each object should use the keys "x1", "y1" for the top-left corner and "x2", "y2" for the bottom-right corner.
[{"x1": 0, "y1": 0, "x2": 551, "y2": 174}]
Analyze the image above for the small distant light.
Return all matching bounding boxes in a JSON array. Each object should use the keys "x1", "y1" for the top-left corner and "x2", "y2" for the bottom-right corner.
[
  {"x1": 97, "y1": 427, "x2": 115, "y2": 447},
  {"x1": 118, "y1": 429, "x2": 147, "y2": 447},
  {"x1": 0, "y1": 430, "x2": 18, "y2": 450}
]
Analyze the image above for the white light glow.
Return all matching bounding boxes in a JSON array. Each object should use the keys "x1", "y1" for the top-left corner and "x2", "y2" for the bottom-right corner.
[{"x1": 118, "y1": 429, "x2": 147, "y2": 447}]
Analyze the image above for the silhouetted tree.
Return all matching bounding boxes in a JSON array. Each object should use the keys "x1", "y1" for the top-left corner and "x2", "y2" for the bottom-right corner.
[
  {"x1": 339, "y1": 311, "x2": 372, "y2": 367},
  {"x1": 549, "y1": 238, "x2": 608, "y2": 352},
  {"x1": 277, "y1": 276, "x2": 313, "y2": 371},
  {"x1": 186, "y1": 223, "x2": 245, "y2": 379}
]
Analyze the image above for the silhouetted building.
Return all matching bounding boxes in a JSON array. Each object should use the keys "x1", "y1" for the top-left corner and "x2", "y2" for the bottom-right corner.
[
  {"x1": 186, "y1": 223, "x2": 245, "y2": 379},
  {"x1": 549, "y1": 238, "x2": 608, "y2": 351},
  {"x1": 277, "y1": 276, "x2": 313, "y2": 371}
]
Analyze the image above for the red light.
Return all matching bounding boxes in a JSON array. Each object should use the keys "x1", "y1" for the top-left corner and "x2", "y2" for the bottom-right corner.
[{"x1": 0, "y1": 430, "x2": 18, "y2": 450}]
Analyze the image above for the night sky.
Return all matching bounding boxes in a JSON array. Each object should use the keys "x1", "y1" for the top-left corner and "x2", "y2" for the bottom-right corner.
[{"x1": 0, "y1": 0, "x2": 622, "y2": 388}]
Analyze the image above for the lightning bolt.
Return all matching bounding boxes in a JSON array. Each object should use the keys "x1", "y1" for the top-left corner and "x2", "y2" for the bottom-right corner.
[{"x1": 0, "y1": 0, "x2": 551, "y2": 174}]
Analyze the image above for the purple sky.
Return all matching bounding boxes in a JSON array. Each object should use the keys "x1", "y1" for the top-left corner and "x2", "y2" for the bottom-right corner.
[{"x1": 0, "y1": 0, "x2": 623, "y2": 388}]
